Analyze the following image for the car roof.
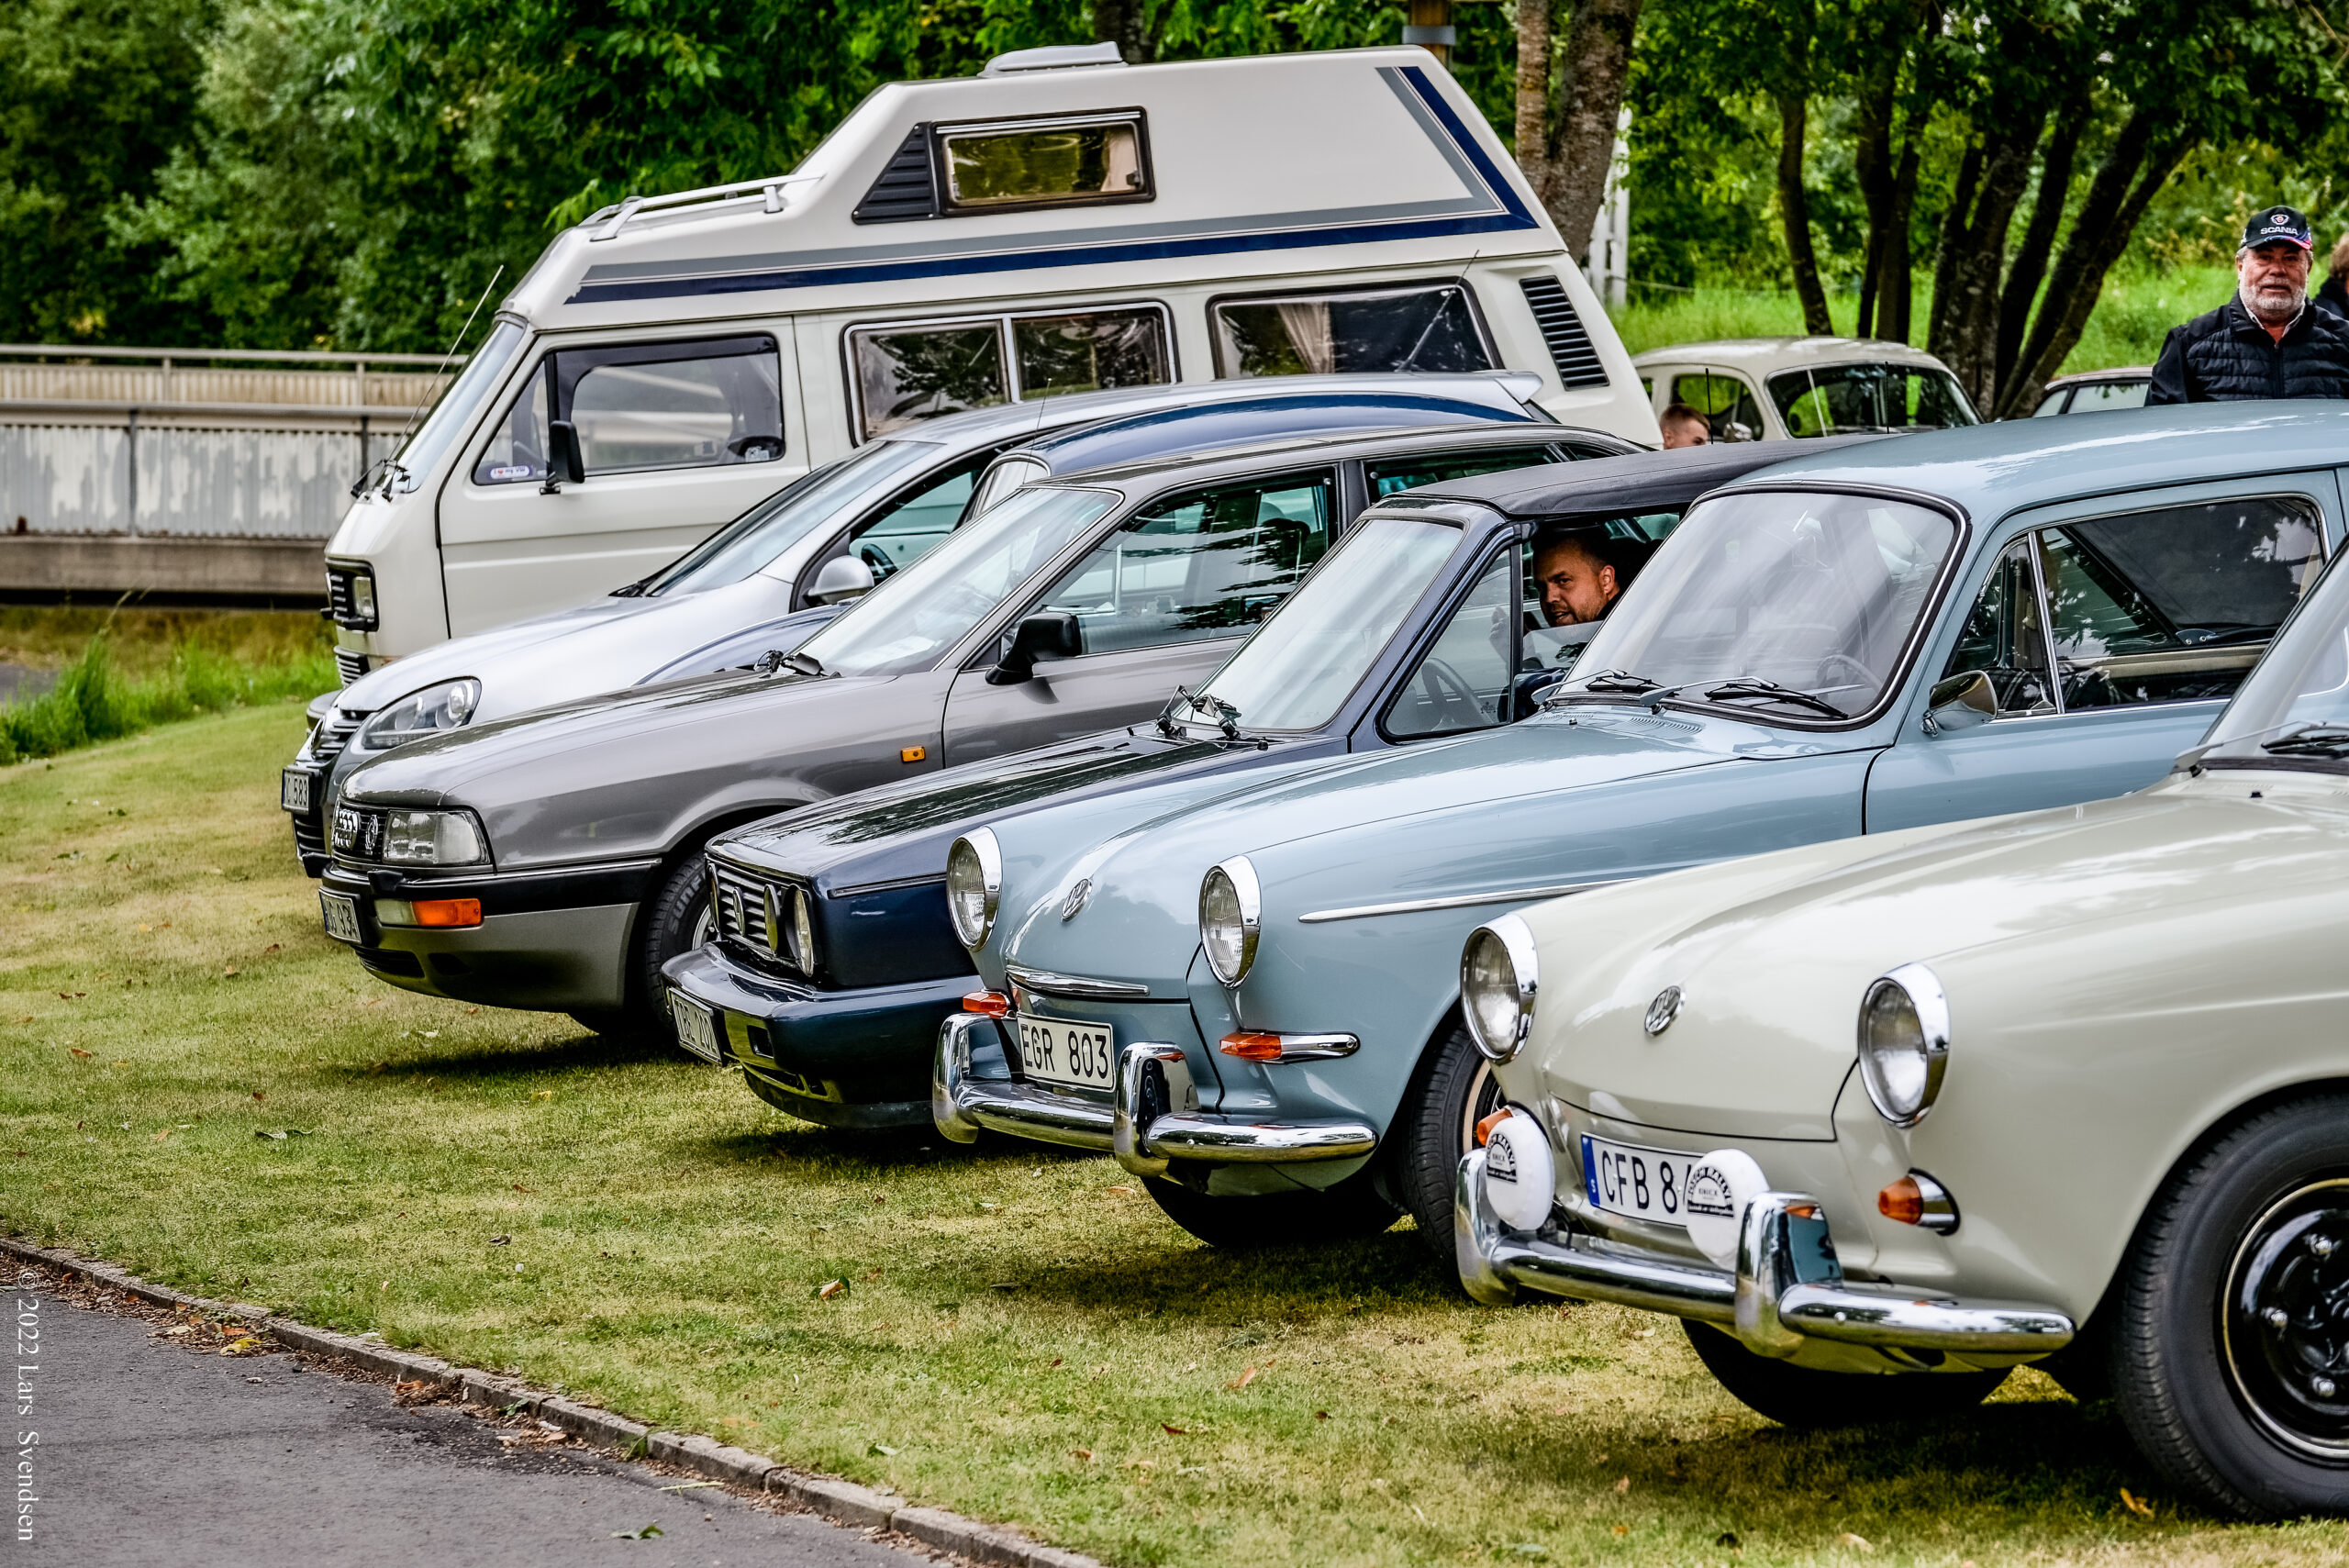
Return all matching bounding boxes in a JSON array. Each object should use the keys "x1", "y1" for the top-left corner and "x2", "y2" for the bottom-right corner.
[
  {"x1": 1631, "y1": 337, "x2": 1952, "y2": 372},
  {"x1": 1399, "y1": 434, "x2": 1885, "y2": 517},
  {"x1": 1712, "y1": 403, "x2": 2349, "y2": 514},
  {"x1": 860, "y1": 372, "x2": 1543, "y2": 452},
  {"x1": 1007, "y1": 388, "x2": 1551, "y2": 474},
  {"x1": 2043, "y1": 365, "x2": 2152, "y2": 389},
  {"x1": 1038, "y1": 421, "x2": 1617, "y2": 492}
]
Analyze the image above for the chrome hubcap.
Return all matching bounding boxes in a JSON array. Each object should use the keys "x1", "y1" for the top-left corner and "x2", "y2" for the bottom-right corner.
[
  {"x1": 2224, "y1": 1179, "x2": 2349, "y2": 1461},
  {"x1": 689, "y1": 897, "x2": 717, "y2": 950}
]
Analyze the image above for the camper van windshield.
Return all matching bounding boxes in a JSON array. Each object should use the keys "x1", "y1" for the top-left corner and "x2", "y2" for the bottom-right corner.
[
  {"x1": 388, "y1": 320, "x2": 527, "y2": 493},
  {"x1": 640, "y1": 440, "x2": 941, "y2": 597},
  {"x1": 794, "y1": 485, "x2": 1117, "y2": 678}
]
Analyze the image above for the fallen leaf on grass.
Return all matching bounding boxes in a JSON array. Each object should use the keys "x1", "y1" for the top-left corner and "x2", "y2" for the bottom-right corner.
[
  {"x1": 531, "y1": 1089, "x2": 552, "y2": 1100},
  {"x1": 68, "y1": 1048, "x2": 91, "y2": 1059},
  {"x1": 1837, "y1": 1532, "x2": 1873, "y2": 1551},
  {"x1": 1071, "y1": 1449, "x2": 1093, "y2": 1462},
  {"x1": 990, "y1": 1282, "x2": 1019, "y2": 1292},
  {"x1": 1609, "y1": 1525, "x2": 1628, "y2": 1538},
  {"x1": 150, "y1": 1129, "x2": 171, "y2": 1141},
  {"x1": 2120, "y1": 1488, "x2": 2154, "y2": 1518},
  {"x1": 1106, "y1": 1184, "x2": 1136, "y2": 1195},
  {"x1": 263, "y1": 943, "x2": 281, "y2": 954},
  {"x1": 222, "y1": 968, "x2": 238, "y2": 978},
  {"x1": 867, "y1": 1441, "x2": 897, "y2": 1456},
  {"x1": 1227, "y1": 1366, "x2": 1259, "y2": 1391},
  {"x1": 511, "y1": 1184, "x2": 534, "y2": 1193},
  {"x1": 1314, "y1": 1410, "x2": 1330, "y2": 1420},
  {"x1": 1161, "y1": 1423, "x2": 1187, "y2": 1436},
  {"x1": 1715, "y1": 1531, "x2": 1742, "y2": 1549},
  {"x1": 253, "y1": 1129, "x2": 311, "y2": 1140},
  {"x1": 816, "y1": 1278, "x2": 848, "y2": 1299},
  {"x1": 465, "y1": 1006, "x2": 480, "y2": 1015},
  {"x1": 251, "y1": 1091, "x2": 264, "y2": 1101},
  {"x1": 1612, "y1": 1476, "x2": 1630, "y2": 1494},
  {"x1": 486, "y1": 1234, "x2": 511, "y2": 1246},
  {"x1": 610, "y1": 1524, "x2": 663, "y2": 1540},
  {"x1": 1509, "y1": 1547, "x2": 1548, "y2": 1559},
  {"x1": 218, "y1": 1337, "x2": 267, "y2": 1357},
  {"x1": 421, "y1": 1029, "x2": 439, "y2": 1040},
  {"x1": 57, "y1": 992, "x2": 83, "y2": 1000}
]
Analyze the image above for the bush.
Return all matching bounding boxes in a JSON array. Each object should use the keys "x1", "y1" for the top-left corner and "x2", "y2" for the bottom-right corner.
[{"x1": 0, "y1": 629, "x2": 334, "y2": 766}]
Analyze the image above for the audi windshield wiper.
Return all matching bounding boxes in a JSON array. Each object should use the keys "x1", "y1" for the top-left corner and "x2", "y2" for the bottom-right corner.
[
  {"x1": 1700, "y1": 678, "x2": 1849, "y2": 719},
  {"x1": 2260, "y1": 725, "x2": 2349, "y2": 759}
]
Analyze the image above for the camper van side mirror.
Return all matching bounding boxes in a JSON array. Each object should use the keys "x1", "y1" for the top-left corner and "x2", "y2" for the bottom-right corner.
[
  {"x1": 986, "y1": 612, "x2": 1083, "y2": 685},
  {"x1": 540, "y1": 420, "x2": 586, "y2": 494}
]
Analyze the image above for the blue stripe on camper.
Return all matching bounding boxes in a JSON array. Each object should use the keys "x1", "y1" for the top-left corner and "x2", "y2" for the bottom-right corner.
[{"x1": 565, "y1": 67, "x2": 1542, "y2": 307}]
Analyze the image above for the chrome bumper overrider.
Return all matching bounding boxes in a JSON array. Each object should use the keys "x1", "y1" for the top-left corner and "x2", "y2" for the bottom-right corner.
[
  {"x1": 931, "y1": 1014, "x2": 1377, "y2": 1175},
  {"x1": 1454, "y1": 1149, "x2": 2075, "y2": 1358}
]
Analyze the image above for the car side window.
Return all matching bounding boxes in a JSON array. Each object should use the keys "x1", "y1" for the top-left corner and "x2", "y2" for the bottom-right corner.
[
  {"x1": 841, "y1": 455, "x2": 992, "y2": 583},
  {"x1": 1210, "y1": 284, "x2": 1494, "y2": 378},
  {"x1": 1385, "y1": 546, "x2": 1518, "y2": 740},
  {"x1": 2038, "y1": 496, "x2": 2322, "y2": 709},
  {"x1": 1940, "y1": 539, "x2": 2057, "y2": 716},
  {"x1": 472, "y1": 336, "x2": 784, "y2": 484},
  {"x1": 1365, "y1": 446, "x2": 1562, "y2": 500},
  {"x1": 1034, "y1": 470, "x2": 1336, "y2": 655},
  {"x1": 848, "y1": 307, "x2": 1172, "y2": 439},
  {"x1": 1672, "y1": 373, "x2": 1763, "y2": 442}
]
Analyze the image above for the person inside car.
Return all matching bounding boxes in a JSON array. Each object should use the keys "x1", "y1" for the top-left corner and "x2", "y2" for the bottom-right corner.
[
  {"x1": 1533, "y1": 529, "x2": 1642, "y2": 628},
  {"x1": 1660, "y1": 402, "x2": 1713, "y2": 448}
]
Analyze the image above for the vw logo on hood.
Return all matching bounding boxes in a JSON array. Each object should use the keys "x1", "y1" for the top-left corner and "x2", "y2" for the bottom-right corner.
[
  {"x1": 1060, "y1": 877, "x2": 1093, "y2": 922},
  {"x1": 1642, "y1": 985, "x2": 1683, "y2": 1036}
]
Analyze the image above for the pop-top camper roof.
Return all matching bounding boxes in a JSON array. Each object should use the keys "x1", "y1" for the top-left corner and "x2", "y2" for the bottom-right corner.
[{"x1": 507, "y1": 48, "x2": 1567, "y2": 330}]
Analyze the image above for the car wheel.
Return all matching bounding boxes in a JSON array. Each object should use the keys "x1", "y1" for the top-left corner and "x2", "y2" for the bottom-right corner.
[
  {"x1": 1684, "y1": 1322, "x2": 2009, "y2": 1427},
  {"x1": 1141, "y1": 1169, "x2": 1399, "y2": 1250},
  {"x1": 633, "y1": 856, "x2": 717, "y2": 1032},
  {"x1": 2107, "y1": 1092, "x2": 2349, "y2": 1518},
  {"x1": 1389, "y1": 1019, "x2": 1507, "y2": 1259}
]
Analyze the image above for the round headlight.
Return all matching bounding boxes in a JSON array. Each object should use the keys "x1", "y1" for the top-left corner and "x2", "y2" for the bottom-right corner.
[
  {"x1": 1857, "y1": 962, "x2": 1950, "y2": 1127},
  {"x1": 945, "y1": 829, "x2": 1001, "y2": 951},
  {"x1": 1460, "y1": 914, "x2": 1539, "y2": 1062},
  {"x1": 1198, "y1": 857, "x2": 1261, "y2": 988},
  {"x1": 356, "y1": 678, "x2": 483, "y2": 751}
]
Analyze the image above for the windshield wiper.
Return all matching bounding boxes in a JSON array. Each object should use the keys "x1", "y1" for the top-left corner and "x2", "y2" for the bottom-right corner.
[
  {"x1": 1545, "y1": 669, "x2": 1662, "y2": 706},
  {"x1": 608, "y1": 577, "x2": 650, "y2": 598},
  {"x1": 2260, "y1": 725, "x2": 2349, "y2": 759},
  {"x1": 1699, "y1": 678, "x2": 1849, "y2": 719},
  {"x1": 754, "y1": 649, "x2": 830, "y2": 678},
  {"x1": 1157, "y1": 686, "x2": 1248, "y2": 741}
]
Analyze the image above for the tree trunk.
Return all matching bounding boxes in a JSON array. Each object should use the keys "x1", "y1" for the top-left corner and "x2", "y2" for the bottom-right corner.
[
  {"x1": 1547, "y1": 0, "x2": 1642, "y2": 259},
  {"x1": 1997, "y1": 119, "x2": 2190, "y2": 418},
  {"x1": 1513, "y1": 0, "x2": 1558, "y2": 210},
  {"x1": 1993, "y1": 107, "x2": 2085, "y2": 398},
  {"x1": 1879, "y1": 139, "x2": 1921, "y2": 341},
  {"x1": 1932, "y1": 123, "x2": 2040, "y2": 408},
  {"x1": 1927, "y1": 143, "x2": 1984, "y2": 355},
  {"x1": 1776, "y1": 92, "x2": 1833, "y2": 335},
  {"x1": 1090, "y1": 0, "x2": 1153, "y2": 63},
  {"x1": 1850, "y1": 0, "x2": 1932, "y2": 340}
]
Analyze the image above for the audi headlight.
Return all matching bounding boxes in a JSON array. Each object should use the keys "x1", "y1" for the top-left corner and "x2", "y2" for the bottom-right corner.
[
  {"x1": 356, "y1": 678, "x2": 483, "y2": 751},
  {"x1": 382, "y1": 808, "x2": 488, "y2": 867},
  {"x1": 1198, "y1": 857, "x2": 1261, "y2": 988},
  {"x1": 946, "y1": 829, "x2": 1002, "y2": 951},
  {"x1": 1857, "y1": 962, "x2": 1950, "y2": 1127},
  {"x1": 1461, "y1": 914, "x2": 1539, "y2": 1062}
]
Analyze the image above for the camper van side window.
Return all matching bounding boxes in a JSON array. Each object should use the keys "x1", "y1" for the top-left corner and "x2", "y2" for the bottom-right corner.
[
  {"x1": 473, "y1": 335, "x2": 785, "y2": 485},
  {"x1": 938, "y1": 114, "x2": 1152, "y2": 213},
  {"x1": 1209, "y1": 284, "x2": 1495, "y2": 380},
  {"x1": 849, "y1": 306, "x2": 1174, "y2": 439}
]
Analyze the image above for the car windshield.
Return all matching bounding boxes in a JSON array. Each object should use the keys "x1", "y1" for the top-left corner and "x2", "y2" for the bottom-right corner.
[
  {"x1": 793, "y1": 484, "x2": 1118, "y2": 678},
  {"x1": 1765, "y1": 362, "x2": 1977, "y2": 436},
  {"x1": 1554, "y1": 489, "x2": 1958, "y2": 721},
  {"x1": 1185, "y1": 515, "x2": 1464, "y2": 733},
  {"x1": 640, "y1": 440, "x2": 943, "y2": 596},
  {"x1": 2199, "y1": 551, "x2": 2349, "y2": 771},
  {"x1": 386, "y1": 320, "x2": 528, "y2": 493}
]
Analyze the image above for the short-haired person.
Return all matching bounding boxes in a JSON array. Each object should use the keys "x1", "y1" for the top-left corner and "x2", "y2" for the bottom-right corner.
[
  {"x1": 1533, "y1": 532, "x2": 1642, "y2": 628},
  {"x1": 2147, "y1": 206, "x2": 2349, "y2": 404},
  {"x1": 1659, "y1": 402, "x2": 1712, "y2": 448}
]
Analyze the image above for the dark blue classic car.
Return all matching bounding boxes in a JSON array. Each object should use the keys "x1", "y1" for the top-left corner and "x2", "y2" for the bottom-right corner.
[{"x1": 662, "y1": 442, "x2": 1822, "y2": 1124}]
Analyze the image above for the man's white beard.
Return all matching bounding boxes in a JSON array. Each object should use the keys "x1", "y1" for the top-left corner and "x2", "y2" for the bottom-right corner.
[{"x1": 2242, "y1": 278, "x2": 2307, "y2": 325}]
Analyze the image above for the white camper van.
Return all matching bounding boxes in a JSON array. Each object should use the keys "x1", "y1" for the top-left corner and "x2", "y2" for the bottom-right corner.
[{"x1": 325, "y1": 43, "x2": 1653, "y2": 673}]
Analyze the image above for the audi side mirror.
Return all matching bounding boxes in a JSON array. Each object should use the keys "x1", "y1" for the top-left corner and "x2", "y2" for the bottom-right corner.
[
  {"x1": 540, "y1": 420, "x2": 585, "y2": 493},
  {"x1": 807, "y1": 555, "x2": 875, "y2": 606},
  {"x1": 986, "y1": 612, "x2": 1083, "y2": 686}
]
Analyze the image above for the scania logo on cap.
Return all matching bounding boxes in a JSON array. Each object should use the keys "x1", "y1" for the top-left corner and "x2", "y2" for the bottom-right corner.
[
  {"x1": 2276, "y1": 211, "x2": 2293, "y2": 225},
  {"x1": 1642, "y1": 985, "x2": 1683, "y2": 1036},
  {"x1": 1060, "y1": 877, "x2": 1093, "y2": 921}
]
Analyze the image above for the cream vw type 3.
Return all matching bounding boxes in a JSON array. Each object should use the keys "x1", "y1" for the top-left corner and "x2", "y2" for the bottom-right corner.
[{"x1": 1455, "y1": 497, "x2": 2349, "y2": 1517}]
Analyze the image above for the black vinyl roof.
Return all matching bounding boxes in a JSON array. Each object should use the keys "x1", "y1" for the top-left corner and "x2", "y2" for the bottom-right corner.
[{"x1": 1399, "y1": 432, "x2": 1888, "y2": 521}]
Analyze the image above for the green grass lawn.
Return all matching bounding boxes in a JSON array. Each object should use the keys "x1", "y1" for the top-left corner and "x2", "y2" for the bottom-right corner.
[{"x1": 6, "y1": 706, "x2": 2348, "y2": 1565}]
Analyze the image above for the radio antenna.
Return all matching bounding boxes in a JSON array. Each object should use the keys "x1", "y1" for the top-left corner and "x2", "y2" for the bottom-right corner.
[{"x1": 357, "y1": 264, "x2": 506, "y2": 499}]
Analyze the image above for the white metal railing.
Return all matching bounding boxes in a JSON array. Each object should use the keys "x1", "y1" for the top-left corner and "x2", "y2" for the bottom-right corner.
[{"x1": 585, "y1": 173, "x2": 820, "y2": 241}]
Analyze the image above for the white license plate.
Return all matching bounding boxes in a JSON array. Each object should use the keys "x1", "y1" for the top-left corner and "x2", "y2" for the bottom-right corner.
[
  {"x1": 1580, "y1": 1135, "x2": 1705, "y2": 1229},
  {"x1": 281, "y1": 767, "x2": 314, "y2": 814},
  {"x1": 318, "y1": 890, "x2": 363, "y2": 944},
  {"x1": 669, "y1": 991, "x2": 723, "y2": 1064},
  {"x1": 1013, "y1": 1013, "x2": 1116, "y2": 1091}
]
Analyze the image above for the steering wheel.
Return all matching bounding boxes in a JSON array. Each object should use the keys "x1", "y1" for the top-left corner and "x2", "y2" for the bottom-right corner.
[
  {"x1": 1814, "y1": 650, "x2": 1877, "y2": 690},
  {"x1": 1414, "y1": 658, "x2": 1487, "y2": 728},
  {"x1": 858, "y1": 543, "x2": 898, "y2": 582}
]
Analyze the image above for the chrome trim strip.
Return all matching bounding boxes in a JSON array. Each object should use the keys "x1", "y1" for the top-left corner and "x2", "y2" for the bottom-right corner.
[
  {"x1": 827, "y1": 872, "x2": 946, "y2": 899},
  {"x1": 1004, "y1": 964, "x2": 1151, "y2": 999},
  {"x1": 1300, "y1": 878, "x2": 1630, "y2": 924},
  {"x1": 1252, "y1": 1032, "x2": 1361, "y2": 1062},
  {"x1": 1454, "y1": 1151, "x2": 2073, "y2": 1355}
]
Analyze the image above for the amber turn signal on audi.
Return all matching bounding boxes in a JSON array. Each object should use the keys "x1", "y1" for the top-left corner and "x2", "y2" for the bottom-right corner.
[
  {"x1": 962, "y1": 991, "x2": 1009, "y2": 1017},
  {"x1": 412, "y1": 898, "x2": 482, "y2": 928}
]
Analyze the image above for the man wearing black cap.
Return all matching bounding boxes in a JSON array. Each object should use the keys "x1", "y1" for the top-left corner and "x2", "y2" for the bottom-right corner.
[{"x1": 2146, "y1": 205, "x2": 2349, "y2": 404}]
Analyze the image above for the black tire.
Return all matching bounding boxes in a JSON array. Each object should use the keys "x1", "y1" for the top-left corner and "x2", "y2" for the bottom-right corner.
[
  {"x1": 2107, "y1": 1092, "x2": 2349, "y2": 1518},
  {"x1": 1684, "y1": 1321, "x2": 2009, "y2": 1427},
  {"x1": 1388, "y1": 1018, "x2": 1508, "y2": 1259},
  {"x1": 632, "y1": 854, "x2": 717, "y2": 1033},
  {"x1": 1141, "y1": 1168, "x2": 1399, "y2": 1250}
]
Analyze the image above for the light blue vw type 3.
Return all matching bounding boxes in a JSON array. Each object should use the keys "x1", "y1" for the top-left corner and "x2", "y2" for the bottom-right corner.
[{"x1": 931, "y1": 405, "x2": 2348, "y2": 1251}]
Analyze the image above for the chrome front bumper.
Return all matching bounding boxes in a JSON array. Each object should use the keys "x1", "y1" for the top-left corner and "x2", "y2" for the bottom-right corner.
[
  {"x1": 931, "y1": 1013, "x2": 1377, "y2": 1176},
  {"x1": 1454, "y1": 1149, "x2": 2074, "y2": 1360}
]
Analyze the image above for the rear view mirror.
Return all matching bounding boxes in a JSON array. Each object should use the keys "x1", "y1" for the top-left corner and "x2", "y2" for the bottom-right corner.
[
  {"x1": 807, "y1": 555, "x2": 875, "y2": 606},
  {"x1": 986, "y1": 612, "x2": 1084, "y2": 686},
  {"x1": 1925, "y1": 670, "x2": 1995, "y2": 733},
  {"x1": 540, "y1": 420, "x2": 585, "y2": 493}
]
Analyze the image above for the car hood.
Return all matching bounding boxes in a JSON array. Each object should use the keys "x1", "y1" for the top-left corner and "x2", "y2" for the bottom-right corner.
[
  {"x1": 332, "y1": 577, "x2": 796, "y2": 727},
  {"x1": 716, "y1": 729, "x2": 1342, "y2": 892},
  {"x1": 992, "y1": 707, "x2": 1856, "y2": 991},
  {"x1": 1509, "y1": 769, "x2": 2349, "y2": 1139}
]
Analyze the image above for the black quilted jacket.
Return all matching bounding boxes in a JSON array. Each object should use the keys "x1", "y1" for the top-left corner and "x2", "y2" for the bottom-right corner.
[{"x1": 2146, "y1": 298, "x2": 2349, "y2": 403}]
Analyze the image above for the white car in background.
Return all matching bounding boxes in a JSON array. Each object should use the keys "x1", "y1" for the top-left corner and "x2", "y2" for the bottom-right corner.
[{"x1": 1633, "y1": 337, "x2": 1976, "y2": 441}]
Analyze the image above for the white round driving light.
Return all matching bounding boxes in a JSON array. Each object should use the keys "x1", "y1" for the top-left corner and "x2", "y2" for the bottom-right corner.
[
  {"x1": 1460, "y1": 915, "x2": 1538, "y2": 1062},
  {"x1": 1857, "y1": 962, "x2": 1950, "y2": 1127},
  {"x1": 1198, "y1": 857, "x2": 1261, "y2": 988},
  {"x1": 945, "y1": 829, "x2": 1001, "y2": 951},
  {"x1": 1481, "y1": 1108, "x2": 1555, "y2": 1232}
]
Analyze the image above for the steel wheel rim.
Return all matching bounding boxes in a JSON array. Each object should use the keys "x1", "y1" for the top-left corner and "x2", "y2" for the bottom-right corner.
[
  {"x1": 2221, "y1": 1176, "x2": 2349, "y2": 1462},
  {"x1": 1458, "y1": 1057, "x2": 1503, "y2": 1159}
]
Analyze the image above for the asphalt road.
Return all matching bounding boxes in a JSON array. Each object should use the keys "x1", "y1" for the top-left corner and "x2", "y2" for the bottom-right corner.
[{"x1": 9, "y1": 1273, "x2": 936, "y2": 1567}]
